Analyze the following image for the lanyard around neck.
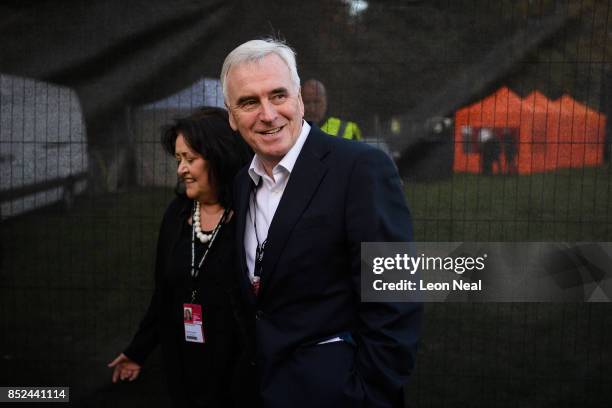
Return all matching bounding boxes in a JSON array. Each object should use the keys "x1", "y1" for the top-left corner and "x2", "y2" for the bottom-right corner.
[
  {"x1": 250, "y1": 178, "x2": 267, "y2": 278},
  {"x1": 190, "y1": 204, "x2": 229, "y2": 280}
]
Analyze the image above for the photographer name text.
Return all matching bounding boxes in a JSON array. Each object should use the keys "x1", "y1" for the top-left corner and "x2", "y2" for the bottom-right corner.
[{"x1": 373, "y1": 279, "x2": 482, "y2": 291}]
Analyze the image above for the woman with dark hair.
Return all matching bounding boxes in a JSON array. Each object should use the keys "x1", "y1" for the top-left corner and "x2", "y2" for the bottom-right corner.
[{"x1": 108, "y1": 107, "x2": 252, "y2": 407}]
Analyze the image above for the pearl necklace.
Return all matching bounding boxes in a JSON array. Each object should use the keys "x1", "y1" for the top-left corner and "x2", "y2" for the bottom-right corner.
[{"x1": 193, "y1": 201, "x2": 222, "y2": 243}]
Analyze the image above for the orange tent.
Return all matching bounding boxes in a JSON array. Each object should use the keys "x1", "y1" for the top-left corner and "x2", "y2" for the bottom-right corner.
[{"x1": 453, "y1": 87, "x2": 606, "y2": 175}]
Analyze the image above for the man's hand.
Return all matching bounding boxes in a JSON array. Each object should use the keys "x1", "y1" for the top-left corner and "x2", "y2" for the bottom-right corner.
[{"x1": 108, "y1": 353, "x2": 142, "y2": 383}]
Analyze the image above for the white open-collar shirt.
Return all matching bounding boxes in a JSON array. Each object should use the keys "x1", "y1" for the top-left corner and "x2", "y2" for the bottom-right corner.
[{"x1": 244, "y1": 120, "x2": 311, "y2": 282}]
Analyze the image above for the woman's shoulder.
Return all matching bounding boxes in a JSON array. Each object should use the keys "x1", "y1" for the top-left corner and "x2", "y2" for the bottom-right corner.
[
  {"x1": 163, "y1": 195, "x2": 191, "y2": 218},
  {"x1": 156, "y1": 195, "x2": 191, "y2": 234}
]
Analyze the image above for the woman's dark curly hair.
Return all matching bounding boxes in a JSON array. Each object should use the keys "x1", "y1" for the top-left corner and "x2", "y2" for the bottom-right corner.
[{"x1": 161, "y1": 107, "x2": 252, "y2": 209}]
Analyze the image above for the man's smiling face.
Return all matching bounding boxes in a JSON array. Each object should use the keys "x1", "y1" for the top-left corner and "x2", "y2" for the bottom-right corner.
[{"x1": 226, "y1": 53, "x2": 304, "y2": 171}]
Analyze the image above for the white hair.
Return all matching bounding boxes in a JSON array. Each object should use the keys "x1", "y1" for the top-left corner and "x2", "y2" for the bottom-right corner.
[{"x1": 220, "y1": 38, "x2": 301, "y2": 103}]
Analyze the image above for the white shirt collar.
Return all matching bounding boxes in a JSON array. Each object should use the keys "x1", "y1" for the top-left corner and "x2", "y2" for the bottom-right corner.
[{"x1": 248, "y1": 120, "x2": 311, "y2": 184}]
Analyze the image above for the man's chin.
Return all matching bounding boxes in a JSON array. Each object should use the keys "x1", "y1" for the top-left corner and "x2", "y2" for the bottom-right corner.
[
  {"x1": 257, "y1": 141, "x2": 289, "y2": 157},
  {"x1": 258, "y1": 149, "x2": 288, "y2": 165}
]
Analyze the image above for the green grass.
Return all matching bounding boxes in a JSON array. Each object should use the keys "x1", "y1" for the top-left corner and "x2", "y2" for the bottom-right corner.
[
  {"x1": 406, "y1": 166, "x2": 612, "y2": 241},
  {"x1": 401, "y1": 167, "x2": 612, "y2": 406}
]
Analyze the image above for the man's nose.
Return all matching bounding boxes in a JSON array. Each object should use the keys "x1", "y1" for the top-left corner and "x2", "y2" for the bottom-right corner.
[{"x1": 259, "y1": 99, "x2": 277, "y2": 122}]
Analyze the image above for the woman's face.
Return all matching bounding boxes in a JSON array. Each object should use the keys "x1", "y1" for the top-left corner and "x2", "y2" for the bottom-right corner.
[{"x1": 175, "y1": 134, "x2": 216, "y2": 203}]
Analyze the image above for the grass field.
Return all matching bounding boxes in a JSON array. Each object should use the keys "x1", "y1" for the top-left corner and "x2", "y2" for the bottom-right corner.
[
  {"x1": 406, "y1": 168, "x2": 612, "y2": 407},
  {"x1": 1, "y1": 167, "x2": 611, "y2": 406},
  {"x1": 407, "y1": 166, "x2": 612, "y2": 241}
]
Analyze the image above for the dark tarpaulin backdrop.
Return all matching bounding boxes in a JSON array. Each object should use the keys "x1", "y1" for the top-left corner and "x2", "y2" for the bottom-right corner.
[
  {"x1": 3, "y1": 1, "x2": 607, "y2": 184},
  {"x1": 0, "y1": 0, "x2": 238, "y2": 120}
]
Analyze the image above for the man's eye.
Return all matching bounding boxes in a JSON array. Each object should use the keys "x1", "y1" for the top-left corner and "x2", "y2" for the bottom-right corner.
[
  {"x1": 240, "y1": 100, "x2": 258, "y2": 109},
  {"x1": 271, "y1": 94, "x2": 287, "y2": 103}
]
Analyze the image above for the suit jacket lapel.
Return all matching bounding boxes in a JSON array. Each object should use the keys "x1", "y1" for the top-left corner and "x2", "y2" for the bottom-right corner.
[{"x1": 258, "y1": 128, "x2": 330, "y2": 298}]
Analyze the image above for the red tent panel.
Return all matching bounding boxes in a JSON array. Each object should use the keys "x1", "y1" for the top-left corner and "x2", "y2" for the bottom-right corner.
[{"x1": 453, "y1": 87, "x2": 606, "y2": 175}]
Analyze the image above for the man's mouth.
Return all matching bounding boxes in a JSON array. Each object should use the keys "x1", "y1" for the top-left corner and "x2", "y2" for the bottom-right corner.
[{"x1": 259, "y1": 125, "x2": 284, "y2": 135}]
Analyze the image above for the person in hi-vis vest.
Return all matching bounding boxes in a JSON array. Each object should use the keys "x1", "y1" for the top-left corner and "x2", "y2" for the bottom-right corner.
[{"x1": 302, "y1": 79, "x2": 363, "y2": 141}]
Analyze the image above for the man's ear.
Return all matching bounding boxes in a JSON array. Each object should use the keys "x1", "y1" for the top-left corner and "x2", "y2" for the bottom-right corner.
[
  {"x1": 297, "y1": 90, "x2": 305, "y2": 118},
  {"x1": 227, "y1": 105, "x2": 238, "y2": 131}
]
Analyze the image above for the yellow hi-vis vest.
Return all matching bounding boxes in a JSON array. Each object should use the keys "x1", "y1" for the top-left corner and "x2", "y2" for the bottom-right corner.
[{"x1": 320, "y1": 117, "x2": 362, "y2": 141}]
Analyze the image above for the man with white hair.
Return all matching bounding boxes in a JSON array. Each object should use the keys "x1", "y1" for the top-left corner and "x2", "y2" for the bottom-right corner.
[{"x1": 222, "y1": 38, "x2": 422, "y2": 408}]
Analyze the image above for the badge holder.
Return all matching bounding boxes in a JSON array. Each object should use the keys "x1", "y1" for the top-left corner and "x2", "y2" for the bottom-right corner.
[{"x1": 183, "y1": 303, "x2": 204, "y2": 343}]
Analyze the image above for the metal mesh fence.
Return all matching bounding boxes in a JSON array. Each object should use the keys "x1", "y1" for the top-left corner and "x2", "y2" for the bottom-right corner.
[{"x1": 1, "y1": 1, "x2": 611, "y2": 406}]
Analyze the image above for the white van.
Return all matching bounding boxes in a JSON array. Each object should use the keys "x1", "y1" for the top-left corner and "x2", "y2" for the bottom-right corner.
[{"x1": 0, "y1": 74, "x2": 88, "y2": 220}]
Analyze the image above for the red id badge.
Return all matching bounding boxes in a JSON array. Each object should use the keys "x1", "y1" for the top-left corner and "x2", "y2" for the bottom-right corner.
[{"x1": 183, "y1": 303, "x2": 204, "y2": 343}]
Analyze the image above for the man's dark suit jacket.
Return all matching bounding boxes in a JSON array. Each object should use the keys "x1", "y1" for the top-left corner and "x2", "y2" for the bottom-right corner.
[{"x1": 234, "y1": 125, "x2": 422, "y2": 408}]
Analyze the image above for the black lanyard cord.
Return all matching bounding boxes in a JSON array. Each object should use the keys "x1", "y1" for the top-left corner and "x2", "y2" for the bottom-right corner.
[
  {"x1": 249, "y1": 178, "x2": 267, "y2": 278},
  {"x1": 191, "y1": 204, "x2": 229, "y2": 279}
]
